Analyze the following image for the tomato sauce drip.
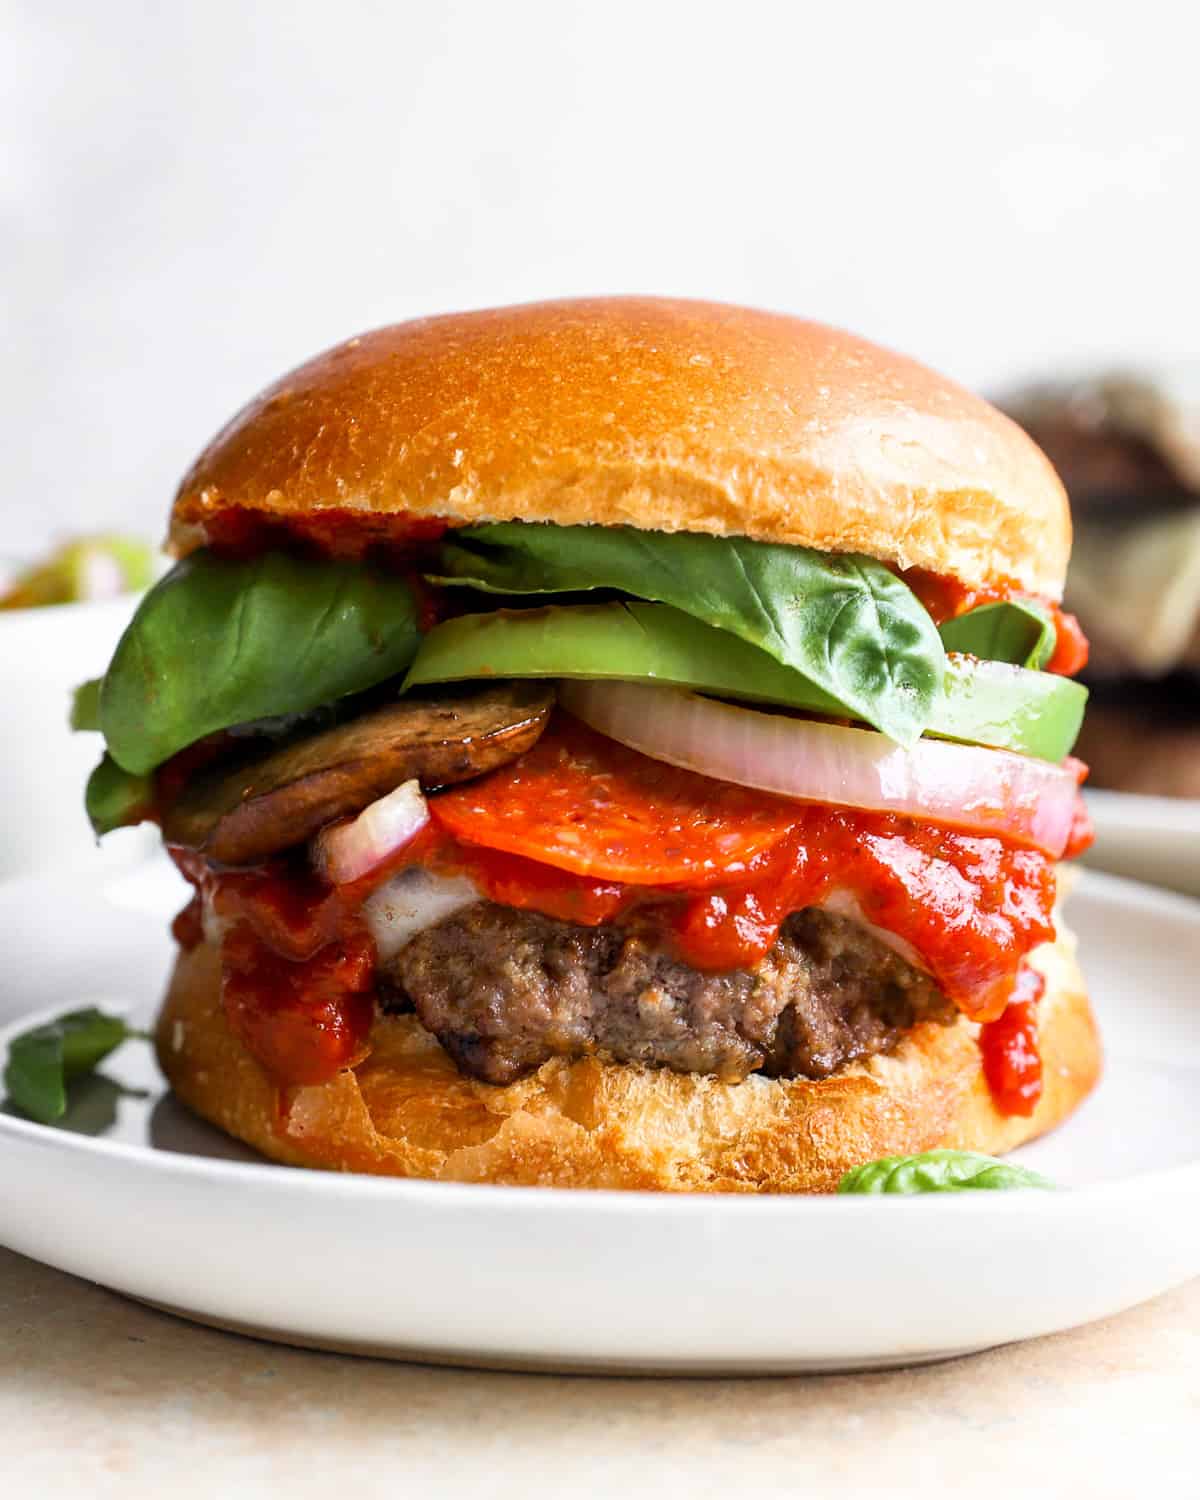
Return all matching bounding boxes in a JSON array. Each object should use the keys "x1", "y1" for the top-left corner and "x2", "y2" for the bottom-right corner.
[
  {"x1": 171, "y1": 893, "x2": 204, "y2": 950},
  {"x1": 1062, "y1": 762, "x2": 1095, "y2": 859},
  {"x1": 1044, "y1": 609, "x2": 1090, "y2": 677},
  {"x1": 902, "y1": 568, "x2": 1089, "y2": 678},
  {"x1": 170, "y1": 848, "x2": 383, "y2": 1087},
  {"x1": 978, "y1": 966, "x2": 1045, "y2": 1116}
]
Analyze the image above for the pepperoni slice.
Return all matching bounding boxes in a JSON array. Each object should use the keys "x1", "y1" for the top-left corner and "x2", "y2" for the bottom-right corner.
[{"x1": 427, "y1": 715, "x2": 800, "y2": 885}]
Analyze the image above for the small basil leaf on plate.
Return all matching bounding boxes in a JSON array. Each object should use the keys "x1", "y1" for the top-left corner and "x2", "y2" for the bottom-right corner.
[
  {"x1": 85, "y1": 754, "x2": 155, "y2": 836},
  {"x1": 4, "y1": 1008, "x2": 144, "y2": 1124},
  {"x1": 434, "y1": 523, "x2": 945, "y2": 745},
  {"x1": 100, "y1": 550, "x2": 422, "y2": 774},
  {"x1": 940, "y1": 601, "x2": 1056, "y2": 670},
  {"x1": 837, "y1": 1149, "x2": 1057, "y2": 1193}
]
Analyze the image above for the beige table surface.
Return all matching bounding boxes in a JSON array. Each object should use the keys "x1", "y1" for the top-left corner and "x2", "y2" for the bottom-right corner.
[{"x1": 1, "y1": 1248, "x2": 1196, "y2": 1498}]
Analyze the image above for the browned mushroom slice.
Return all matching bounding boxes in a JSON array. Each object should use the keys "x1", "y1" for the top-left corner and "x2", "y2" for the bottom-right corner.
[{"x1": 161, "y1": 683, "x2": 554, "y2": 865}]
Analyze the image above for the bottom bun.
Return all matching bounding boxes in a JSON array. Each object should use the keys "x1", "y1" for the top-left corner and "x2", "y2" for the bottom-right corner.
[{"x1": 155, "y1": 921, "x2": 1101, "y2": 1193}]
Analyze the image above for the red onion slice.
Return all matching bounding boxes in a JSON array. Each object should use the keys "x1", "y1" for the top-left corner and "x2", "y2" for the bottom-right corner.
[
  {"x1": 314, "y1": 779, "x2": 430, "y2": 885},
  {"x1": 559, "y1": 681, "x2": 1078, "y2": 858}
]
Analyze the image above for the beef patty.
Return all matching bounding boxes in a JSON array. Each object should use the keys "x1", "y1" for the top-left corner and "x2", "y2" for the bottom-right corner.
[{"x1": 386, "y1": 903, "x2": 956, "y2": 1086}]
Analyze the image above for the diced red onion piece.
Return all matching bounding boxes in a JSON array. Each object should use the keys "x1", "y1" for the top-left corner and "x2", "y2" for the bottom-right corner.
[
  {"x1": 315, "y1": 779, "x2": 429, "y2": 885},
  {"x1": 559, "y1": 681, "x2": 1078, "y2": 859}
]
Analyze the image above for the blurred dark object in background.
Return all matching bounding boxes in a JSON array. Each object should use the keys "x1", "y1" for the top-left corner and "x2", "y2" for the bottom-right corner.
[{"x1": 1004, "y1": 374, "x2": 1200, "y2": 797}]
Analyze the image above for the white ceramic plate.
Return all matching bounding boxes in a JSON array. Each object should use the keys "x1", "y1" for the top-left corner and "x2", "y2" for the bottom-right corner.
[
  {"x1": 1, "y1": 859, "x2": 1198, "y2": 1374},
  {"x1": 1084, "y1": 789, "x2": 1200, "y2": 900}
]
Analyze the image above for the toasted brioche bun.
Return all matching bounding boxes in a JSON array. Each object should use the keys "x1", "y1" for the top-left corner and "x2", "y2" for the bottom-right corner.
[
  {"x1": 171, "y1": 298, "x2": 1070, "y2": 599},
  {"x1": 155, "y1": 917, "x2": 1099, "y2": 1193}
]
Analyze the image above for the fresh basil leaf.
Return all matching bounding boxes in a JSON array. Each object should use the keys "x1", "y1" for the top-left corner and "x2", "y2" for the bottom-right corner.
[
  {"x1": 408, "y1": 602, "x2": 1087, "y2": 760},
  {"x1": 85, "y1": 754, "x2": 155, "y2": 836},
  {"x1": 4, "y1": 1008, "x2": 143, "y2": 1124},
  {"x1": 837, "y1": 1149, "x2": 1056, "y2": 1194},
  {"x1": 70, "y1": 677, "x2": 103, "y2": 732},
  {"x1": 434, "y1": 524, "x2": 945, "y2": 745},
  {"x1": 940, "y1": 601, "x2": 1056, "y2": 670},
  {"x1": 100, "y1": 550, "x2": 421, "y2": 774}
]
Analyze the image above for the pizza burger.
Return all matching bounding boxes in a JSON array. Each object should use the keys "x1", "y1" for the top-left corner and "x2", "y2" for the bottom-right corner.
[{"x1": 76, "y1": 298, "x2": 1100, "y2": 1191}]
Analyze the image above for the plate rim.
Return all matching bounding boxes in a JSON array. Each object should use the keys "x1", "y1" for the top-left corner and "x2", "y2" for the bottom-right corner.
[{"x1": 1086, "y1": 786, "x2": 1200, "y2": 835}]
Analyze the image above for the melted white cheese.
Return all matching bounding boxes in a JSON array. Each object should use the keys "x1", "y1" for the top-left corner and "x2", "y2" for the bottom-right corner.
[
  {"x1": 363, "y1": 867, "x2": 481, "y2": 961},
  {"x1": 819, "y1": 888, "x2": 927, "y2": 972}
]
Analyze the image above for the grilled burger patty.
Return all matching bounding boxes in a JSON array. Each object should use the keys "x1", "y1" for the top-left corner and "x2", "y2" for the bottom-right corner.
[{"x1": 385, "y1": 903, "x2": 956, "y2": 1085}]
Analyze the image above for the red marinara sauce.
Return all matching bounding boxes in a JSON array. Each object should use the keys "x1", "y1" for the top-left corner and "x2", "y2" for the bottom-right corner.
[
  {"x1": 170, "y1": 850, "x2": 378, "y2": 1087},
  {"x1": 978, "y1": 965, "x2": 1046, "y2": 1116},
  {"x1": 902, "y1": 568, "x2": 1089, "y2": 677}
]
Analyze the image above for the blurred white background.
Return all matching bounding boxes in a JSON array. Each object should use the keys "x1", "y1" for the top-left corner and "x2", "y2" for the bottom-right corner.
[{"x1": 5, "y1": 0, "x2": 1198, "y2": 554}]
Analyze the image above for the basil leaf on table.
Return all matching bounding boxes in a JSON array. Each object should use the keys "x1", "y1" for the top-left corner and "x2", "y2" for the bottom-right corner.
[
  {"x1": 837, "y1": 1150, "x2": 1057, "y2": 1194},
  {"x1": 4, "y1": 1008, "x2": 145, "y2": 1124},
  {"x1": 407, "y1": 602, "x2": 1087, "y2": 760},
  {"x1": 940, "y1": 601, "x2": 1056, "y2": 670},
  {"x1": 434, "y1": 523, "x2": 945, "y2": 746},
  {"x1": 85, "y1": 754, "x2": 155, "y2": 836},
  {"x1": 99, "y1": 550, "x2": 422, "y2": 774}
]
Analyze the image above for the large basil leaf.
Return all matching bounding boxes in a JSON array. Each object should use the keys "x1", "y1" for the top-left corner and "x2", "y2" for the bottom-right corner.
[
  {"x1": 407, "y1": 602, "x2": 1087, "y2": 760},
  {"x1": 837, "y1": 1149, "x2": 1056, "y2": 1194},
  {"x1": 940, "y1": 601, "x2": 1056, "y2": 670},
  {"x1": 434, "y1": 524, "x2": 945, "y2": 745},
  {"x1": 4, "y1": 1008, "x2": 144, "y2": 1124},
  {"x1": 100, "y1": 550, "x2": 421, "y2": 774},
  {"x1": 85, "y1": 754, "x2": 155, "y2": 836}
]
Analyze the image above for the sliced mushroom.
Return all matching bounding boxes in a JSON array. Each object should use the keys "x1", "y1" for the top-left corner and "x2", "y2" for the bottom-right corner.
[{"x1": 162, "y1": 682, "x2": 554, "y2": 865}]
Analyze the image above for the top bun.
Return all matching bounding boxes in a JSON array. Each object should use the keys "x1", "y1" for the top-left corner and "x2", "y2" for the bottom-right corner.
[{"x1": 171, "y1": 298, "x2": 1071, "y2": 598}]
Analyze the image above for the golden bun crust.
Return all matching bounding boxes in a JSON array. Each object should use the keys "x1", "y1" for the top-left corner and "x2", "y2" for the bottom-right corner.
[
  {"x1": 171, "y1": 298, "x2": 1071, "y2": 598},
  {"x1": 155, "y1": 920, "x2": 1099, "y2": 1193}
]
